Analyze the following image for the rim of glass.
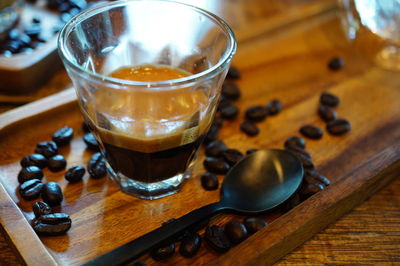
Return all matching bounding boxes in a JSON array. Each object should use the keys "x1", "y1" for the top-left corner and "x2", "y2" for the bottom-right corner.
[{"x1": 58, "y1": 0, "x2": 237, "y2": 88}]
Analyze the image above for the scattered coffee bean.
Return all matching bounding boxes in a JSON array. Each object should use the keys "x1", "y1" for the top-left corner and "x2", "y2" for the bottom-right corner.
[
  {"x1": 150, "y1": 242, "x2": 175, "y2": 261},
  {"x1": 304, "y1": 170, "x2": 330, "y2": 186},
  {"x1": 293, "y1": 152, "x2": 314, "y2": 169},
  {"x1": 226, "y1": 66, "x2": 241, "y2": 79},
  {"x1": 224, "y1": 221, "x2": 248, "y2": 245},
  {"x1": 19, "y1": 179, "x2": 43, "y2": 200},
  {"x1": 203, "y1": 157, "x2": 230, "y2": 175},
  {"x1": 52, "y1": 126, "x2": 74, "y2": 146},
  {"x1": 327, "y1": 57, "x2": 344, "y2": 71},
  {"x1": 284, "y1": 136, "x2": 306, "y2": 150},
  {"x1": 240, "y1": 121, "x2": 259, "y2": 136},
  {"x1": 32, "y1": 201, "x2": 52, "y2": 218},
  {"x1": 204, "y1": 225, "x2": 231, "y2": 253},
  {"x1": 65, "y1": 166, "x2": 85, "y2": 183},
  {"x1": 327, "y1": 119, "x2": 351, "y2": 135},
  {"x1": 219, "y1": 104, "x2": 239, "y2": 120},
  {"x1": 217, "y1": 96, "x2": 232, "y2": 111},
  {"x1": 243, "y1": 217, "x2": 268, "y2": 234},
  {"x1": 87, "y1": 152, "x2": 107, "y2": 179},
  {"x1": 286, "y1": 146, "x2": 312, "y2": 160},
  {"x1": 203, "y1": 124, "x2": 219, "y2": 145},
  {"x1": 205, "y1": 140, "x2": 227, "y2": 157},
  {"x1": 299, "y1": 182, "x2": 325, "y2": 199},
  {"x1": 221, "y1": 81, "x2": 241, "y2": 101},
  {"x1": 48, "y1": 155, "x2": 67, "y2": 172},
  {"x1": 32, "y1": 213, "x2": 71, "y2": 235},
  {"x1": 320, "y1": 92, "x2": 340, "y2": 107},
  {"x1": 223, "y1": 149, "x2": 244, "y2": 166},
  {"x1": 299, "y1": 125, "x2": 323, "y2": 140},
  {"x1": 318, "y1": 105, "x2": 337, "y2": 122},
  {"x1": 179, "y1": 232, "x2": 202, "y2": 258},
  {"x1": 201, "y1": 172, "x2": 219, "y2": 190},
  {"x1": 245, "y1": 106, "x2": 268, "y2": 122},
  {"x1": 35, "y1": 141, "x2": 58, "y2": 158},
  {"x1": 266, "y1": 99, "x2": 282, "y2": 115},
  {"x1": 41, "y1": 182, "x2": 63, "y2": 206},
  {"x1": 20, "y1": 153, "x2": 47, "y2": 168},
  {"x1": 213, "y1": 115, "x2": 223, "y2": 128},
  {"x1": 83, "y1": 133, "x2": 99, "y2": 151},
  {"x1": 18, "y1": 166, "x2": 43, "y2": 183},
  {"x1": 246, "y1": 149, "x2": 258, "y2": 155}
]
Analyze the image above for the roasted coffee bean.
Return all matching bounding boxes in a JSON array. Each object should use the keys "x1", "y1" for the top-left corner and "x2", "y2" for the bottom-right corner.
[
  {"x1": 284, "y1": 136, "x2": 306, "y2": 150},
  {"x1": 293, "y1": 152, "x2": 314, "y2": 169},
  {"x1": 318, "y1": 105, "x2": 337, "y2": 122},
  {"x1": 179, "y1": 232, "x2": 202, "y2": 258},
  {"x1": 32, "y1": 201, "x2": 52, "y2": 218},
  {"x1": 217, "y1": 96, "x2": 232, "y2": 111},
  {"x1": 83, "y1": 133, "x2": 99, "y2": 151},
  {"x1": 205, "y1": 225, "x2": 231, "y2": 253},
  {"x1": 201, "y1": 172, "x2": 219, "y2": 190},
  {"x1": 304, "y1": 170, "x2": 330, "y2": 186},
  {"x1": 224, "y1": 221, "x2": 248, "y2": 245},
  {"x1": 223, "y1": 149, "x2": 244, "y2": 166},
  {"x1": 20, "y1": 153, "x2": 47, "y2": 168},
  {"x1": 52, "y1": 126, "x2": 74, "y2": 146},
  {"x1": 244, "y1": 217, "x2": 268, "y2": 235},
  {"x1": 213, "y1": 115, "x2": 223, "y2": 128},
  {"x1": 87, "y1": 152, "x2": 107, "y2": 179},
  {"x1": 150, "y1": 242, "x2": 175, "y2": 261},
  {"x1": 280, "y1": 192, "x2": 301, "y2": 213},
  {"x1": 203, "y1": 157, "x2": 230, "y2": 175},
  {"x1": 18, "y1": 166, "x2": 43, "y2": 183},
  {"x1": 327, "y1": 57, "x2": 344, "y2": 71},
  {"x1": 48, "y1": 155, "x2": 67, "y2": 172},
  {"x1": 240, "y1": 121, "x2": 259, "y2": 136},
  {"x1": 299, "y1": 125, "x2": 323, "y2": 140},
  {"x1": 327, "y1": 119, "x2": 351, "y2": 135},
  {"x1": 219, "y1": 104, "x2": 239, "y2": 120},
  {"x1": 245, "y1": 106, "x2": 268, "y2": 122},
  {"x1": 65, "y1": 166, "x2": 85, "y2": 183},
  {"x1": 320, "y1": 92, "x2": 340, "y2": 107},
  {"x1": 82, "y1": 121, "x2": 91, "y2": 132},
  {"x1": 286, "y1": 146, "x2": 312, "y2": 160},
  {"x1": 266, "y1": 99, "x2": 282, "y2": 115},
  {"x1": 221, "y1": 81, "x2": 241, "y2": 101},
  {"x1": 299, "y1": 183, "x2": 325, "y2": 199},
  {"x1": 203, "y1": 124, "x2": 219, "y2": 145},
  {"x1": 19, "y1": 179, "x2": 43, "y2": 200},
  {"x1": 24, "y1": 24, "x2": 41, "y2": 38},
  {"x1": 32, "y1": 213, "x2": 71, "y2": 235},
  {"x1": 205, "y1": 140, "x2": 227, "y2": 157},
  {"x1": 35, "y1": 141, "x2": 58, "y2": 158},
  {"x1": 246, "y1": 148, "x2": 258, "y2": 155},
  {"x1": 226, "y1": 66, "x2": 241, "y2": 79},
  {"x1": 41, "y1": 182, "x2": 63, "y2": 206}
]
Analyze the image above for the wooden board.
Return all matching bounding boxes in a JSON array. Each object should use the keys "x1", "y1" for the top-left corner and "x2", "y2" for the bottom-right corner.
[{"x1": 1, "y1": 1, "x2": 400, "y2": 265}]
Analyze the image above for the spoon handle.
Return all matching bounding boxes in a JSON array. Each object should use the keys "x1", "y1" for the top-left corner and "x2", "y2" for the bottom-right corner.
[{"x1": 84, "y1": 201, "x2": 226, "y2": 266}]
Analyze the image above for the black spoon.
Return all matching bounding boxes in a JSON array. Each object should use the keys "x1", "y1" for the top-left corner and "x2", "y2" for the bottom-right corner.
[{"x1": 85, "y1": 149, "x2": 303, "y2": 266}]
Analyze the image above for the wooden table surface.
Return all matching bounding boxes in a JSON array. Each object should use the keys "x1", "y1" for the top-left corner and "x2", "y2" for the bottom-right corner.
[{"x1": 1, "y1": 0, "x2": 399, "y2": 265}]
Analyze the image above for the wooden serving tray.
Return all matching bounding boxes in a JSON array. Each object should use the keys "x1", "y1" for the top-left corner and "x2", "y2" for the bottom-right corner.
[{"x1": 1, "y1": 2, "x2": 400, "y2": 265}]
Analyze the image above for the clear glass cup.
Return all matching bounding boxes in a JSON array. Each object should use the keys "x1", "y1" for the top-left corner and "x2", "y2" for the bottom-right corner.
[
  {"x1": 58, "y1": 0, "x2": 236, "y2": 199},
  {"x1": 339, "y1": 0, "x2": 400, "y2": 71}
]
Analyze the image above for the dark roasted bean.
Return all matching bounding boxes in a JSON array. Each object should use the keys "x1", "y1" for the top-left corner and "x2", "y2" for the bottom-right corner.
[
  {"x1": 48, "y1": 155, "x2": 67, "y2": 172},
  {"x1": 205, "y1": 225, "x2": 231, "y2": 253},
  {"x1": 327, "y1": 119, "x2": 351, "y2": 135},
  {"x1": 320, "y1": 92, "x2": 340, "y2": 107},
  {"x1": 32, "y1": 213, "x2": 71, "y2": 235},
  {"x1": 223, "y1": 149, "x2": 244, "y2": 166},
  {"x1": 203, "y1": 124, "x2": 219, "y2": 145},
  {"x1": 245, "y1": 106, "x2": 268, "y2": 122},
  {"x1": 65, "y1": 166, "x2": 85, "y2": 183},
  {"x1": 217, "y1": 96, "x2": 232, "y2": 111},
  {"x1": 205, "y1": 140, "x2": 227, "y2": 157},
  {"x1": 83, "y1": 133, "x2": 99, "y2": 151},
  {"x1": 20, "y1": 153, "x2": 47, "y2": 168},
  {"x1": 284, "y1": 136, "x2": 306, "y2": 150},
  {"x1": 240, "y1": 121, "x2": 259, "y2": 136},
  {"x1": 299, "y1": 182, "x2": 325, "y2": 199},
  {"x1": 24, "y1": 24, "x2": 41, "y2": 38},
  {"x1": 179, "y1": 232, "x2": 202, "y2": 258},
  {"x1": 226, "y1": 66, "x2": 241, "y2": 79},
  {"x1": 286, "y1": 146, "x2": 312, "y2": 160},
  {"x1": 280, "y1": 192, "x2": 302, "y2": 213},
  {"x1": 304, "y1": 170, "x2": 330, "y2": 186},
  {"x1": 224, "y1": 221, "x2": 248, "y2": 245},
  {"x1": 41, "y1": 182, "x2": 63, "y2": 206},
  {"x1": 87, "y1": 152, "x2": 107, "y2": 179},
  {"x1": 18, "y1": 166, "x2": 43, "y2": 183},
  {"x1": 150, "y1": 242, "x2": 175, "y2": 261},
  {"x1": 52, "y1": 126, "x2": 74, "y2": 146},
  {"x1": 318, "y1": 105, "x2": 337, "y2": 122},
  {"x1": 327, "y1": 57, "x2": 344, "y2": 71},
  {"x1": 246, "y1": 149, "x2": 258, "y2": 155},
  {"x1": 219, "y1": 104, "x2": 239, "y2": 120},
  {"x1": 266, "y1": 99, "x2": 282, "y2": 115},
  {"x1": 19, "y1": 179, "x2": 43, "y2": 200},
  {"x1": 243, "y1": 217, "x2": 268, "y2": 234},
  {"x1": 221, "y1": 81, "x2": 241, "y2": 101},
  {"x1": 294, "y1": 152, "x2": 314, "y2": 169},
  {"x1": 201, "y1": 172, "x2": 219, "y2": 190},
  {"x1": 300, "y1": 125, "x2": 323, "y2": 140},
  {"x1": 32, "y1": 201, "x2": 52, "y2": 218},
  {"x1": 212, "y1": 115, "x2": 223, "y2": 128},
  {"x1": 203, "y1": 157, "x2": 230, "y2": 175},
  {"x1": 35, "y1": 141, "x2": 58, "y2": 158}
]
